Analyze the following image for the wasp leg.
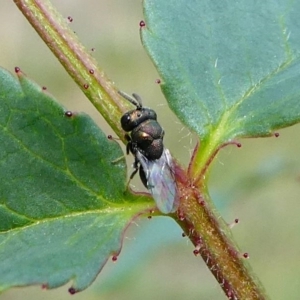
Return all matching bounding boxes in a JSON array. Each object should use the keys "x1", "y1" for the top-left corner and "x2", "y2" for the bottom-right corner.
[
  {"x1": 126, "y1": 143, "x2": 131, "y2": 155},
  {"x1": 129, "y1": 167, "x2": 139, "y2": 180},
  {"x1": 129, "y1": 156, "x2": 140, "y2": 180},
  {"x1": 124, "y1": 159, "x2": 139, "y2": 191}
]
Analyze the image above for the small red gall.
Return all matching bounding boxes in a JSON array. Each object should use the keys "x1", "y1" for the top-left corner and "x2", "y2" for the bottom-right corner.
[
  {"x1": 228, "y1": 248, "x2": 238, "y2": 256},
  {"x1": 193, "y1": 249, "x2": 200, "y2": 256},
  {"x1": 194, "y1": 238, "x2": 202, "y2": 245},
  {"x1": 89, "y1": 69, "x2": 94, "y2": 74},
  {"x1": 155, "y1": 79, "x2": 161, "y2": 84},
  {"x1": 112, "y1": 255, "x2": 118, "y2": 262},
  {"x1": 178, "y1": 212, "x2": 185, "y2": 221},
  {"x1": 14, "y1": 67, "x2": 20, "y2": 73},
  {"x1": 67, "y1": 16, "x2": 73, "y2": 22},
  {"x1": 235, "y1": 218, "x2": 239, "y2": 224},
  {"x1": 41, "y1": 284, "x2": 47, "y2": 289},
  {"x1": 65, "y1": 111, "x2": 73, "y2": 117},
  {"x1": 199, "y1": 200, "x2": 205, "y2": 206},
  {"x1": 227, "y1": 290, "x2": 233, "y2": 298},
  {"x1": 83, "y1": 83, "x2": 89, "y2": 89},
  {"x1": 236, "y1": 142, "x2": 242, "y2": 148},
  {"x1": 274, "y1": 132, "x2": 279, "y2": 137},
  {"x1": 139, "y1": 20, "x2": 146, "y2": 27},
  {"x1": 42, "y1": 86, "x2": 47, "y2": 90},
  {"x1": 243, "y1": 252, "x2": 249, "y2": 259},
  {"x1": 68, "y1": 287, "x2": 76, "y2": 295},
  {"x1": 107, "y1": 135, "x2": 113, "y2": 140}
]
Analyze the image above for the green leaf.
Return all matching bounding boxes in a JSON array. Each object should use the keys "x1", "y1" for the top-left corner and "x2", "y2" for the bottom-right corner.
[
  {"x1": 0, "y1": 67, "x2": 150, "y2": 293},
  {"x1": 142, "y1": 0, "x2": 300, "y2": 147}
]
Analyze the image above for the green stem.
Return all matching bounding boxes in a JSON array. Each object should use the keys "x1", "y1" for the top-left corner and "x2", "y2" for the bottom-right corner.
[
  {"x1": 175, "y1": 169, "x2": 269, "y2": 299},
  {"x1": 14, "y1": 0, "x2": 129, "y2": 141}
]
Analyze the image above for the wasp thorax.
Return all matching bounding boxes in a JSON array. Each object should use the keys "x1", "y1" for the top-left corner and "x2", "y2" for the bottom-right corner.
[
  {"x1": 121, "y1": 107, "x2": 157, "y2": 132},
  {"x1": 130, "y1": 120, "x2": 164, "y2": 159},
  {"x1": 119, "y1": 92, "x2": 164, "y2": 161}
]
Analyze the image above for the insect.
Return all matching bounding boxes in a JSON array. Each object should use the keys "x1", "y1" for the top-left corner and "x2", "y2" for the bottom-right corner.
[{"x1": 119, "y1": 91, "x2": 179, "y2": 214}]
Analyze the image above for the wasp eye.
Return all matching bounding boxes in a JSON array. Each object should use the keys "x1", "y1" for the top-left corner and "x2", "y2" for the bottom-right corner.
[
  {"x1": 123, "y1": 115, "x2": 131, "y2": 125},
  {"x1": 121, "y1": 113, "x2": 134, "y2": 131}
]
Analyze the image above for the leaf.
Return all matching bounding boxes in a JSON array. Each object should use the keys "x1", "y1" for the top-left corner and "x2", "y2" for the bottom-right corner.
[
  {"x1": 141, "y1": 0, "x2": 300, "y2": 148},
  {"x1": 0, "y1": 67, "x2": 151, "y2": 293}
]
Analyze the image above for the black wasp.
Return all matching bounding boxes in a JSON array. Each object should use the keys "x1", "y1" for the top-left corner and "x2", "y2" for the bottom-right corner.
[{"x1": 119, "y1": 91, "x2": 179, "y2": 214}]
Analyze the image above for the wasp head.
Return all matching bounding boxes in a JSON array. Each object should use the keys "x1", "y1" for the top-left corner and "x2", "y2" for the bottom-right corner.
[
  {"x1": 121, "y1": 108, "x2": 157, "y2": 132},
  {"x1": 119, "y1": 91, "x2": 157, "y2": 132}
]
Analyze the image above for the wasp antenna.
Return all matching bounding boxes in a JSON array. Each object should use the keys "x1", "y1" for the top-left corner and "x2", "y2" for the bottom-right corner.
[
  {"x1": 118, "y1": 90, "x2": 142, "y2": 109},
  {"x1": 132, "y1": 93, "x2": 143, "y2": 108}
]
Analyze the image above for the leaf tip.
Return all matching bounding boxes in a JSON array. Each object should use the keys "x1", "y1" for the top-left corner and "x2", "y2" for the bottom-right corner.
[
  {"x1": 68, "y1": 287, "x2": 77, "y2": 295},
  {"x1": 111, "y1": 255, "x2": 118, "y2": 262},
  {"x1": 14, "y1": 66, "x2": 21, "y2": 74},
  {"x1": 64, "y1": 110, "x2": 74, "y2": 118},
  {"x1": 14, "y1": 66, "x2": 28, "y2": 81},
  {"x1": 139, "y1": 20, "x2": 146, "y2": 28}
]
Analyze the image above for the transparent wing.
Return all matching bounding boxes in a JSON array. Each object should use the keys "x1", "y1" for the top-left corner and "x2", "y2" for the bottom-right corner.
[{"x1": 137, "y1": 149, "x2": 179, "y2": 214}]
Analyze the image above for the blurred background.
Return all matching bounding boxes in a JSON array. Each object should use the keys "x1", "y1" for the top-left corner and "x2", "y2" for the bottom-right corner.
[{"x1": 1, "y1": 1, "x2": 300, "y2": 299}]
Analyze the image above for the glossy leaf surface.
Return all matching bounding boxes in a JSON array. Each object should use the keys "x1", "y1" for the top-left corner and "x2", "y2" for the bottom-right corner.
[
  {"x1": 142, "y1": 0, "x2": 300, "y2": 147},
  {"x1": 0, "y1": 67, "x2": 150, "y2": 292}
]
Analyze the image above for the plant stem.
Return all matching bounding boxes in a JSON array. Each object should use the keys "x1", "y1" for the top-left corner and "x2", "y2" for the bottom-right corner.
[
  {"x1": 175, "y1": 163, "x2": 268, "y2": 299},
  {"x1": 14, "y1": 0, "x2": 128, "y2": 141}
]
